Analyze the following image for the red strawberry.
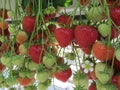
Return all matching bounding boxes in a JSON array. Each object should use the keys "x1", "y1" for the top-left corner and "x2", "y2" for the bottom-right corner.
[
  {"x1": 88, "y1": 83, "x2": 97, "y2": 90},
  {"x1": 48, "y1": 24, "x2": 56, "y2": 33},
  {"x1": 29, "y1": 45, "x2": 45, "y2": 64},
  {"x1": 44, "y1": 13, "x2": 56, "y2": 21},
  {"x1": 0, "y1": 9, "x2": 8, "y2": 19},
  {"x1": 57, "y1": 15, "x2": 72, "y2": 25},
  {"x1": 0, "y1": 64, "x2": 4, "y2": 72},
  {"x1": 111, "y1": 27, "x2": 120, "y2": 39},
  {"x1": 113, "y1": 58, "x2": 120, "y2": 72},
  {"x1": 110, "y1": 7, "x2": 120, "y2": 26},
  {"x1": 80, "y1": 0, "x2": 90, "y2": 6},
  {"x1": 22, "y1": 16, "x2": 36, "y2": 33},
  {"x1": 54, "y1": 67, "x2": 72, "y2": 82},
  {"x1": 75, "y1": 25, "x2": 99, "y2": 48},
  {"x1": 92, "y1": 41, "x2": 114, "y2": 61},
  {"x1": 54, "y1": 28, "x2": 74, "y2": 47},
  {"x1": 111, "y1": 75, "x2": 119, "y2": 85},
  {"x1": 81, "y1": 46, "x2": 92, "y2": 55},
  {"x1": 111, "y1": 75, "x2": 120, "y2": 89}
]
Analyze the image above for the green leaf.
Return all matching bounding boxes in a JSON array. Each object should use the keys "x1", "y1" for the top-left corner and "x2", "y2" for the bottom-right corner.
[{"x1": 53, "y1": 0, "x2": 73, "y2": 8}]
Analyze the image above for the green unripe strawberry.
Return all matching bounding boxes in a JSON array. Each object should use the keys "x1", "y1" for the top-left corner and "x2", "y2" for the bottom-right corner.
[
  {"x1": 1, "y1": 55, "x2": 12, "y2": 67},
  {"x1": 0, "y1": 81, "x2": 8, "y2": 88},
  {"x1": 12, "y1": 55, "x2": 24, "y2": 66},
  {"x1": 44, "y1": 6, "x2": 56, "y2": 15},
  {"x1": 24, "y1": 85, "x2": 37, "y2": 90},
  {"x1": 73, "y1": 71, "x2": 88, "y2": 89},
  {"x1": 98, "y1": 24, "x2": 111, "y2": 37},
  {"x1": 95, "y1": 63, "x2": 113, "y2": 84},
  {"x1": 28, "y1": 61, "x2": 39, "y2": 71},
  {"x1": 5, "y1": 76, "x2": 17, "y2": 86},
  {"x1": 38, "y1": 83, "x2": 48, "y2": 90},
  {"x1": 74, "y1": 85, "x2": 86, "y2": 90},
  {"x1": 19, "y1": 70, "x2": 26, "y2": 78},
  {"x1": 38, "y1": 79, "x2": 51, "y2": 90},
  {"x1": 96, "y1": 80, "x2": 117, "y2": 90},
  {"x1": 36, "y1": 71, "x2": 49, "y2": 83},
  {"x1": 87, "y1": 6, "x2": 103, "y2": 22},
  {"x1": 0, "y1": 74, "x2": 4, "y2": 83},
  {"x1": 7, "y1": 10, "x2": 14, "y2": 18},
  {"x1": 43, "y1": 53, "x2": 56, "y2": 68},
  {"x1": 115, "y1": 48, "x2": 120, "y2": 61},
  {"x1": 8, "y1": 26, "x2": 17, "y2": 35},
  {"x1": 26, "y1": 71, "x2": 34, "y2": 79}
]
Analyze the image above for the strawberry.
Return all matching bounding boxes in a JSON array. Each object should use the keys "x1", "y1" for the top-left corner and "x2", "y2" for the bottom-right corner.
[
  {"x1": 38, "y1": 79, "x2": 51, "y2": 90},
  {"x1": 6, "y1": 75, "x2": 17, "y2": 86},
  {"x1": 57, "y1": 15, "x2": 72, "y2": 25},
  {"x1": 86, "y1": 6, "x2": 103, "y2": 22},
  {"x1": 29, "y1": 45, "x2": 45, "y2": 64},
  {"x1": 43, "y1": 52, "x2": 56, "y2": 68},
  {"x1": 88, "y1": 70, "x2": 97, "y2": 80},
  {"x1": 75, "y1": 25, "x2": 99, "y2": 48},
  {"x1": 25, "y1": 60, "x2": 39, "y2": 71},
  {"x1": 56, "y1": 57, "x2": 64, "y2": 64},
  {"x1": 19, "y1": 70, "x2": 27, "y2": 78},
  {"x1": 74, "y1": 85, "x2": 86, "y2": 90},
  {"x1": 12, "y1": 55, "x2": 24, "y2": 66},
  {"x1": 92, "y1": 41, "x2": 114, "y2": 61},
  {"x1": 0, "y1": 63, "x2": 4, "y2": 72},
  {"x1": 0, "y1": 9, "x2": 8, "y2": 19},
  {"x1": 73, "y1": 71, "x2": 88, "y2": 89},
  {"x1": 98, "y1": 23, "x2": 111, "y2": 37},
  {"x1": 48, "y1": 24, "x2": 56, "y2": 33},
  {"x1": 54, "y1": 27, "x2": 74, "y2": 47},
  {"x1": 111, "y1": 27, "x2": 120, "y2": 39},
  {"x1": 0, "y1": 22, "x2": 8, "y2": 36},
  {"x1": 7, "y1": 10, "x2": 14, "y2": 18},
  {"x1": 110, "y1": 6, "x2": 120, "y2": 26},
  {"x1": 99, "y1": 0, "x2": 118, "y2": 8},
  {"x1": 24, "y1": 85, "x2": 37, "y2": 90},
  {"x1": 17, "y1": 77, "x2": 34, "y2": 86},
  {"x1": 81, "y1": 46, "x2": 92, "y2": 55},
  {"x1": 16, "y1": 31, "x2": 28, "y2": 44},
  {"x1": 111, "y1": 75, "x2": 119, "y2": 86},
  {"x1": 1, "y1": 54, "x2": 12, "y2": 67},
  {"x1": 0, "y1": 74, "x2": 4, "y2": 83},
  {"x1": 22, "y1": 16, "x2": 36, "y2": 33},
  {"x1": 80, "y1": 0, "x2": 90, "y2": 6},
  {"x1": 44, "y1": 6, "x2": 56, "y2": 21},
  {"x1": 18, "y1": 43, "x2": 28, "y2": 56},
  {"x1": 96, "y1": 80, "x2": 117, "y2": 90},
  {"x1": 36, "y1": 71, "x2": 49, "y2": 83},
  {"x1": 115, "y1": 47, "x2": 120, "y2": 61},
  {"x1": 88, "y1": 83, "x2": 97, "y2": 90},
  {"x1": 54, "y1": 66, "x2": 72, "y2": 82},
  {"x1": 113, "y1": 58, "x2": 120, "y2": 72},
  {"x1": 95, "y1": 63, "x2": 114, "y2": 84}
]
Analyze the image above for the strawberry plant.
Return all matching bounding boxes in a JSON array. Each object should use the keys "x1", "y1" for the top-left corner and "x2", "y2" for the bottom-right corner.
[{"x1": 0, "y1": 0, "x2": 120, "y2": 90}]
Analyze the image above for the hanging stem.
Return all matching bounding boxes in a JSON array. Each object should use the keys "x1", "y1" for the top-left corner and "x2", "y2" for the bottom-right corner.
[
  {"x1": 15, "y1": 0, "x2": 18, "y2": 19},
  {"x1": 8, "y1": 0, "x2": 11, "y2": 10},
  {"x1": 1, "y1": 0, "x2": 7, "y2": 42}
]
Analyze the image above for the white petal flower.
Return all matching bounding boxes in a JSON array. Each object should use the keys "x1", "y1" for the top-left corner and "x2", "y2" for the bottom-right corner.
[
  {"x1": 81, "y1": 64, "x2": 85, "y2": 68},
  {"x1": 90, "y1": 63, "x2": 94, "y2": 67},
  {"x1": 90, "y1": 68, "x2": 94, "y2": 72},
  {"x1": 85, "y1": 60, "x2": 90, "y2": 64},
  {"x1": 84, "y1": 69, "x2": 88, "y2": 73}
]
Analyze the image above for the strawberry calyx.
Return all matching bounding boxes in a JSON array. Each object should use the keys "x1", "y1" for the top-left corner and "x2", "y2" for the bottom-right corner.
[
  {"x1": 74, "y1": 85, "x2": 86, "y2": 90},
  {"x1": 44, "y1": 6, "x2": 56, "y2": 15}
]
